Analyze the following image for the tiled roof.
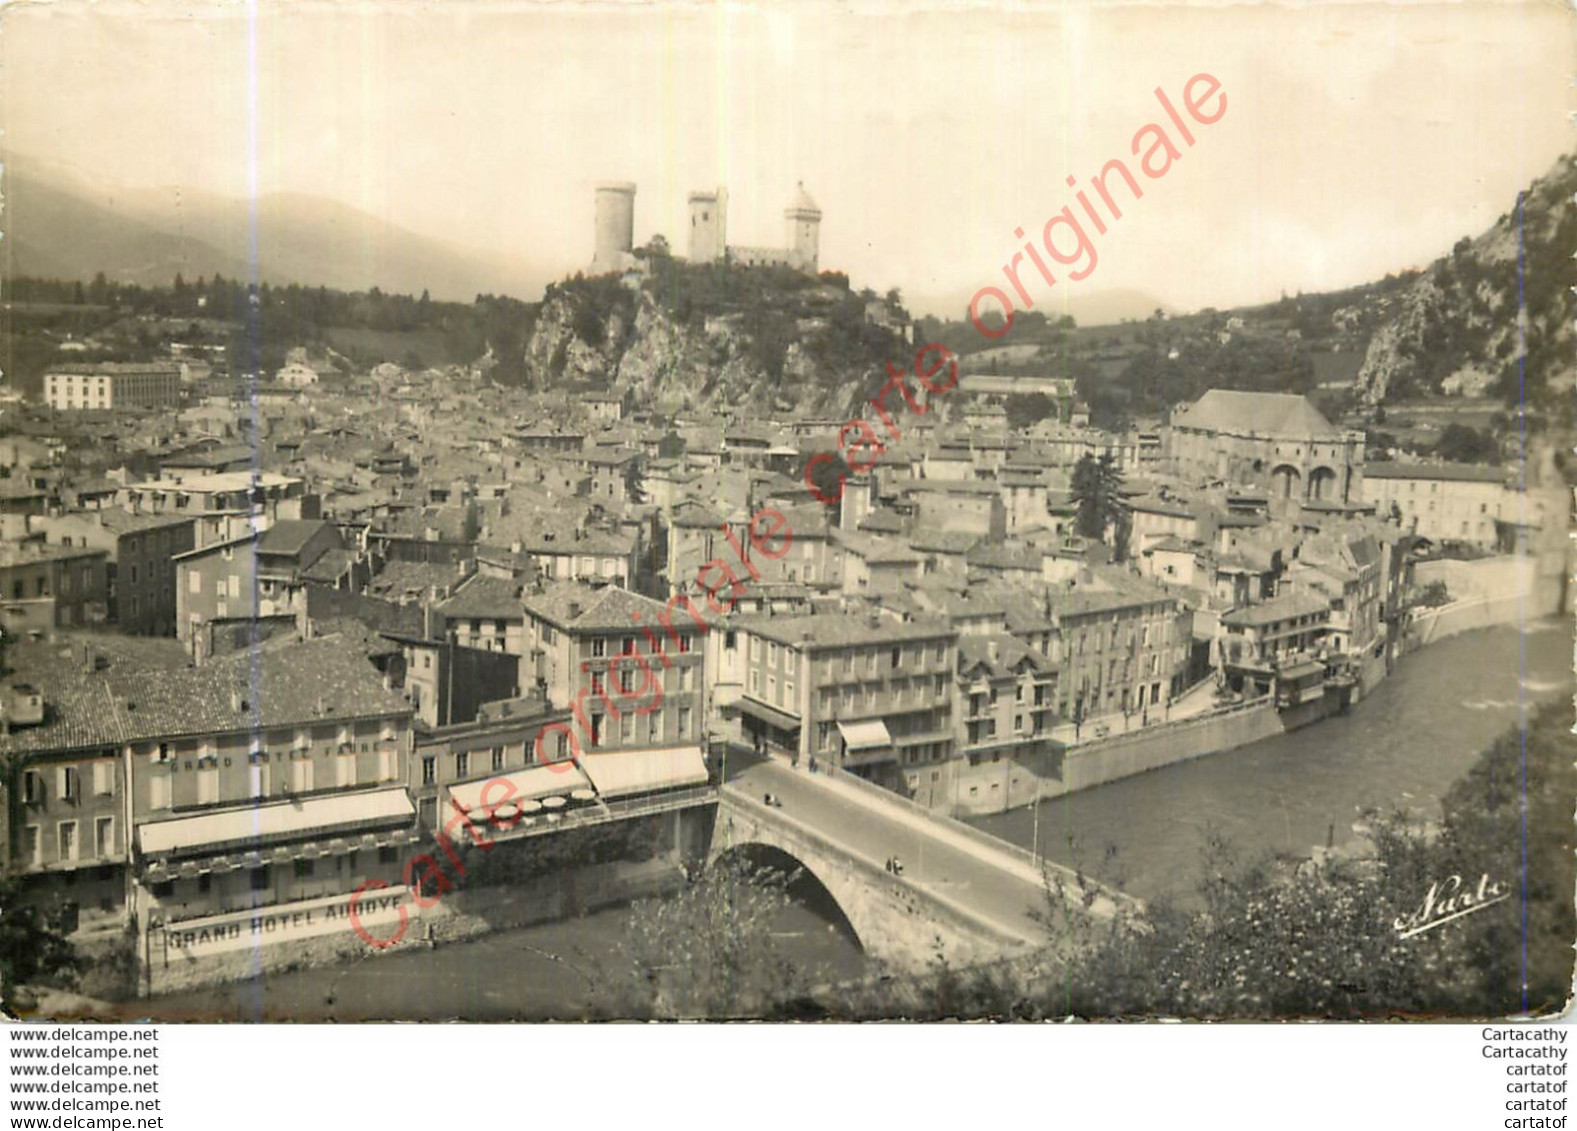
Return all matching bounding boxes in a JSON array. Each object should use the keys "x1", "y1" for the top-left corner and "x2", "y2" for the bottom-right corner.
[
  {"x1": 438, "y1": 575, "x2": 524, "y2": 620},
  {"x1": 1362, "y1": 462, "x2": 1505, "y2": 484},
  {"x1": 522, "y1": 580, "x2": 688, "y2": 634},
  {"x1": 958, "y1": 633, "x2": 1054, "y2": 678},
  {"x1": 736, "y1": 612, "x2": 953, "y2": 650},
  {"x1": 1220, "y1": 590, "x2": 1332, "y2": 628},
  {"x1": 110, "y1": 635, "x2": 409, "y2": 741},
  {"x1": 365, "y1": 560, "x2": 467, "y2": 601},
  {"x1": 92, "y1": 508, "x2": 197, "y2": 536},
  {"x1": 1171, "y1": 390, "x2": 1342, "y2": 438}
]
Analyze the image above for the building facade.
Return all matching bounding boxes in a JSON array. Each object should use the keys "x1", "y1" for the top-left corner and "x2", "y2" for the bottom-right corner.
[{"x1": 44, "y1": 363, "x2": 184, "y2": 411}]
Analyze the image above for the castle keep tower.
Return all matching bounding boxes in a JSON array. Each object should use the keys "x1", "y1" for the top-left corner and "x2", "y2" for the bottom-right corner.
[
  {"x1": 592, "y1": 181, "x2": 637, "y2": 274},
  {"x1": 688, "y1": 187, "x2": 727, "y2": 264},
  {"x1": 784, "y1": 182, "x2": 822, "y2": 273}
]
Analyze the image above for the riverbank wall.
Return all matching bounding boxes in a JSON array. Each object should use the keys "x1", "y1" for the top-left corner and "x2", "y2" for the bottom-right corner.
[
  {"x1": 942, "y1": 553, "x2": 1566, "y2": 818},
  {"x1": 1409, "y1": 553, "x2": 1565, "y2": 648}
]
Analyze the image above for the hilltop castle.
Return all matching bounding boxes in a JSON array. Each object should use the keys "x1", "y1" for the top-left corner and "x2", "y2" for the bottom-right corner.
[{"x1": 591, "y1": 181, "x2": 821, "y2": 275}]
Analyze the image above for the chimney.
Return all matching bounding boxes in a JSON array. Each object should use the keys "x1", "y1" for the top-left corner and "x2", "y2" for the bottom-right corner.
[{"x1": 987, "y1": 640, "x2": 999, "y2": 662}]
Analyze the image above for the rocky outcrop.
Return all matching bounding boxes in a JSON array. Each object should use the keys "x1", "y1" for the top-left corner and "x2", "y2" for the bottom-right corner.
[
  {"x1": 1353, "y1": 152, "x2": 1575, "y2": 414},
  {"x1": 518, "y1": 267, "x2": 909, "y2": 417}
]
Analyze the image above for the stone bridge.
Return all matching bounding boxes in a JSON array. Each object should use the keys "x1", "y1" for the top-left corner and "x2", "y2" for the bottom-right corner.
[{"x1": 709, "y1": 790, "x2": 1044, "y2": 973}]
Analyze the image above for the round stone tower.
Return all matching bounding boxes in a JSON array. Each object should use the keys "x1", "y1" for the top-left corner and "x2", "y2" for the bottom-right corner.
[
  {"x1": 784, "y1": 182, "x2": 822, "y2": 273},
  {"x1": 592, "y1": 182, "x2": 637, "y2": 273}
]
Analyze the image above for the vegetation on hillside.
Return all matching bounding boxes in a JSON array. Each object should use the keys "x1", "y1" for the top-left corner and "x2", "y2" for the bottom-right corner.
[{"x1": 2, "y1": 274, "x2": 540, "y2": 395}]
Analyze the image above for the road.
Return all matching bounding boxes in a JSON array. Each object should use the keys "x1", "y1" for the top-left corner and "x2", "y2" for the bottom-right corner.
[{"x1": 721, "y1": 751, "x2": 1106, "y2": 948}]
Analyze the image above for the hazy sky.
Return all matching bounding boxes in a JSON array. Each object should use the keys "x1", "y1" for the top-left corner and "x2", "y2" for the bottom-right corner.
[{"x1": 4, "y1": 1, "x2": 1571, "y2": 315}]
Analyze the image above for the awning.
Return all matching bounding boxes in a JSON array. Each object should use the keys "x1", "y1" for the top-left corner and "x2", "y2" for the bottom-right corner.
[
  {"x1": 730, "y1": 696, "x2": 802, "y2": 732},
  {"x1": 138, "y1": 787, "x2": 415, "y2": 858},
  {"x1": 838, "y1": 719, "x2": 893, "y2": 751},
  {"x1": 1277, "y1": 659, "x2": 1327, "y2": 683},
  {"x1": 579, "y1": 746, "x2": 710, "y2": 800},
  {"x1": 448, "y1": 761, "x2": 590, "y2": 816}
]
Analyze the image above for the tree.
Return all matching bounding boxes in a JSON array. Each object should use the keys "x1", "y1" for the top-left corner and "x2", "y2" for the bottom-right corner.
[
  {"x1": 657, "y1": 430, "x2": 686, "y2": 460},
  {"x1": 596, "y1": 855, "x2": 809, "y2": 1019},
  {"x1": 1004, "y1": 392, "x2": 1058, "y2": 431},
  {"x1": 623, "y1": 454, "x2": 648, "y2": 505},
  {"x1": 0, "y1": 870, "x2": 79, "y2": 1009},
  {"x1": 839, "y1": 702, "x2": 1576, "y2": 1021},
  {"x1": 806, "y1": 449, "x2": 852, "y2": 509},
  {"x1": 1434, "y1": 423, "x2": 1500, "y2": 465},
  {"x1": 1070, "y1": 454, "x2": 1125, "y2": 547}
]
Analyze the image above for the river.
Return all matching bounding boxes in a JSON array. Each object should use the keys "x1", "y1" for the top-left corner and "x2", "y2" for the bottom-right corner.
[{"x1": 118, "y1": 622, "x2": 1569, "y2": 1020}]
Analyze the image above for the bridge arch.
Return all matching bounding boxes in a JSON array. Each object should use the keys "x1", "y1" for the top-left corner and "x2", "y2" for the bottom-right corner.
[{"x1": 710, "y1": 841, "x2": 864, "y2": 953}]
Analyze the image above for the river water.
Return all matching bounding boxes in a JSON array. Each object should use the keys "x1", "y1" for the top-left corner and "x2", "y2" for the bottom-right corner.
[
  {"x1": 120, "y1": 623, "x2": 1569, "y2": 1020},
  {"x1": 971, "y1": 621, "x2": 1574, "y2": 903}
]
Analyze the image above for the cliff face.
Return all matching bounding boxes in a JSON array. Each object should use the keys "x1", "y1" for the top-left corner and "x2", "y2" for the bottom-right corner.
[
  {"x1": 1354, "y1": 153, "x2": 1575, "y2": 414},
  {"x1": 518, "y1": 263, "x2": 910, "y2": 417}
]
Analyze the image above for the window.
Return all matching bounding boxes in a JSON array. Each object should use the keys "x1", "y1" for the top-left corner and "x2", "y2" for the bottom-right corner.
[
  {"x1": 678, "y1": 634, "x2": 692, "y2": 654},
  {"x1": 647, "y1": 711, "x2": 662, "y2": 742},
  {"x1": 197, "y1": 767, "x2": 219, "y2": 805},
  {"x1": 620, "y1": 712, "x2": 635, "y2": 742},
  {"x1": 891, "y1": 646, "x2": 901, "y2": 669},
  {"x1": 22, "y1": 769, "x2": 43, "y2": 805},
  {"x1": 421, "y1": 756, "x2": 436, "y2": 786},
  {"x1": 678, "y1": 706, "x2": 692, "y2": 738},
  {"x1": 592, "y1": 639, "x2": 606, "y2": 658},
  {"x1": 189, "y1": 572, "x2": 201, "y2": 594},
  {"x1": 680, "y1": 666, "x2": 694, "y2": 692},
  {"x1": 455, "y1": 751, "x2": 470, "y2": 779},
  {"x1": 491, "y1": 747, "x2": 505, "y2": 773},
  {"x1": 378, "y1": 747, "x2": 398, "y2": 783},
  {"x1": 58, "y1": 766, "x2": 80, "y2": 803},
  {"x1": 94, "y1": 816, "x2": 113, "y2": 859},
  {"x1": 58, "y1": 821, "x2": 78, "y2": 862},
  {"x1": 379, "y1": 847, "x2": 399, "y2": 865},
  {"x1": 767, "y1": 674, "x2": 777, "y2": 704},
  {"x1": 150, "y1": 775, "x2": 172, "y2": 811},
  {"x1": 294, "y1": 859, "x2": 315, "y2": 879},
  {"x1": 337, "y1": 753, "x2": 356, "y2": 788},
  {"x1": 249, "y1": 761, "x2": 270, "y2": 799},
  {"x1": 24, "y1": 825, "x2": 41, "y2": 867},
  {"x1": 749, "y1": 670, "x2": 760, "y2": 695},
  {"x1": 290, "y1": 759, "x2": 313, "y2": 793}
]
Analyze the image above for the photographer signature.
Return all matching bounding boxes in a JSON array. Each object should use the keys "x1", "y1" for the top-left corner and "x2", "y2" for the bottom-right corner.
[{"x1": 1393, "y1": 872, "x2": 1509, "y2": 940}]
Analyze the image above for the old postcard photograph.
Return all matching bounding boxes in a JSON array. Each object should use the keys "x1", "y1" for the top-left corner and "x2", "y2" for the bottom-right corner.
[{"x1": 0, "y1": 0, "x2": 1571, "y2": 1028}]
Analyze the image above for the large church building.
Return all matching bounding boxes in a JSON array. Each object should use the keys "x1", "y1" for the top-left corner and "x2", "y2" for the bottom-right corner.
[{"x1": 1165, "y1": 390, "x2": 1365, "y2": 505}]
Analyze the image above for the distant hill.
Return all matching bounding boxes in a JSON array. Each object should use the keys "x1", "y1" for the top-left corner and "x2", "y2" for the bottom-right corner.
[
  {"x1": 0, "y1": 154, "x2": 549, "y2": 303},
  {"x1": 907, "y1": 285, "x2": 1170, "y2": 328}
]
